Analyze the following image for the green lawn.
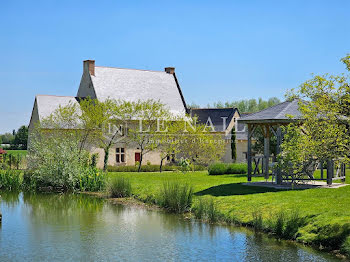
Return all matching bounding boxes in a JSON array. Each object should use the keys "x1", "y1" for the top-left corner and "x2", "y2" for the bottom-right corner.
[
  {"x1": 108, "y1": 171, "x2": 350, "y2": 253},
  {"x1": 5, "y1": 150, "x2": 27, "y2": 157}
]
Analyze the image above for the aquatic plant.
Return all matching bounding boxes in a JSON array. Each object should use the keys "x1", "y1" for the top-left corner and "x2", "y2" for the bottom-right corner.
[
  {"x1": 193, "y1": 197, "x2": 219, "y2": 223},
  {"x1": 107, "y1": 177, "x2": 132, "y2": 198},
  {"x1": 159, "y1": 180, "x2": 193, "y2": 213},
  {"x1": 0, "y1": 169, "x2": 22, "y2": 191}
]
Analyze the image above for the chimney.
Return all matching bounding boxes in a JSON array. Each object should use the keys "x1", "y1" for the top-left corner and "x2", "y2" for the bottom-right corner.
[
  {"x1": 83, "y1": 60, "x2": 95, "y2": 76},
  {"x1": 165, "y1": 67, "x2": 175, "y2": 74}
]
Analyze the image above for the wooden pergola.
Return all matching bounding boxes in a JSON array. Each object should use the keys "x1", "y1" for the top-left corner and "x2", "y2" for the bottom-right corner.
[{"x1": 238, "y1": 99, "x2": 345, "y2": 185}]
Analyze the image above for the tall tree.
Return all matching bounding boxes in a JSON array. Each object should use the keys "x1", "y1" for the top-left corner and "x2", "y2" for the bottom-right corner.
[
  {"x1": 279, "y1": 54, "x2": 350, "y2": 175},
  {"x1": 13, "y1": 125, "x2": 28, "y2": 149}
]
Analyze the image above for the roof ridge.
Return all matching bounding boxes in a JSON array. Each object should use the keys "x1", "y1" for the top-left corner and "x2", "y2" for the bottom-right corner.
[
  {"x1": 36, "y1": 94, "x2": 76, "y2": 98},
  {"x1": 275, "y1": 99, "x2": 297, "y2": 118},
  {"x1": 95, "y1": 66, "x2": 165, "y2": 73},
  {"x1": 240, "y1": 100, "x2": 289, "y2": 119}
]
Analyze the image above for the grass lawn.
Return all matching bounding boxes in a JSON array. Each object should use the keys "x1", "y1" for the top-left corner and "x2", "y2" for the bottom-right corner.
[
  {"x1": 5, "y1": 150, "x2": 27, "y2": 157},
  {"x1": 108, "y1": 170, "x2": 350, "y2": 253}
]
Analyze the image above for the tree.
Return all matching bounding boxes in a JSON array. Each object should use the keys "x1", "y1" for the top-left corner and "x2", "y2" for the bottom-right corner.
[
  {"x1": 13, "y1": 125, "x2": 28, "y2": 149},
  {"x1": 156, "y1": 116, "x2": 187, "y2": 172},
  {"x1": 1, "y1": 133, "x2": 14, "y2": 144},
  {"x1": 98, "y1": 100, "x2": 134, "y2": 171},
  {"x1": 127, "y1": 99, "x2": 173, "y2": 172},
  {"x1": 279, "y1": 54, "x2": 350, "y2": 177},
  {"x1": 176, "y1": 119, "x2": 226, "y2": 167},
  {"x1": 198, "y1": 97, "x2": 281, "y2": 113}
]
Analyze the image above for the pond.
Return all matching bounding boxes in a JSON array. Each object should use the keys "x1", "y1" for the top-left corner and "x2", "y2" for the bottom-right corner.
[{"x1": 0, "y1": 192, "x2": 340, "y2": 262}]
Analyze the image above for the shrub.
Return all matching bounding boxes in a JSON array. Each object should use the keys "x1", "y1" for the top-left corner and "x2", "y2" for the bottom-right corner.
[
  {"x1": 107, "y1": 177, "x2": 132, "y2": 198},
  {"x1": 208, "y1": 163, "x2": 227, "y2": 175},
  {"x1": 107, "y1": 165, "x2": 178, "y2": 172},
  {"x1": 208, "y1": 162, "x2": 247, "y2": 175},
  {"x1": 226, "y1": 163, "x2": 247, "y2": 174},
  {"x1": 159, "y1": 181, "x2": 193, "y2": 213},
  {"x1": 0, "y1": 170, "x2": 22, "y2": 191}
]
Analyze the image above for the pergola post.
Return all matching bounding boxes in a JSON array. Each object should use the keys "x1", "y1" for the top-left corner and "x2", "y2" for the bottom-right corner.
[
  {"x1": 263, "y1": 125, "x2": 270, "y2": 180},
  {"x1": 276, "y1": 126, "x2": 282, "y2": 184},
  {"x1": 247, "y1": 124, "x2": 252, "y2": 182},
  {"x1": 327, "y1": 159, "x2": 333, "y2": 185}
]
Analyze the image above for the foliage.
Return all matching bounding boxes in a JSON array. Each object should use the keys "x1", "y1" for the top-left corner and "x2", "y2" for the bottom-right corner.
[
  {"x1": 107, "y1": 164, "x2": 178, "y2": 172},
  {"x1": 208, "y1": 162, "x2": 247, "y2": 175},
  {"x1": 190, "y1": 97, "x2": 281, "y2": 113},
  {"x1": 13, "y1": 125, "x2": 28, "y2": 149},
  {"x1": 0, "y1": 132, "x2": 15, "y2": 144},
  {"x1": 158, "y1": 180, "x2": 193, "y2": 213},
  {"x1": 79, "y1": 167, "x2": 105, "y2": 192},
  {"x1": 107, "y1": 177, "x2": 132, "y2": 198},
  {"x1": 0, "y1": 170, "x2": 23, "y2": 190},
  {"x1": 127, "y1": 99, "x2": 174, "y2": 172},
  {"x1": 279, "y1": 54, "x2": 350, "y2": 176},
  {"x1": 176, "y1": 120, "x2": 226, "y2": 166},
  {"x1": 28, "y1": 123, "x2": 105, "y2": 191},
  {"x1": 252, "y1": 126, "x2": 277, "y2": 156},
  {"x1": 178, "y1": 157, "x2": 191, "y2": 172}
]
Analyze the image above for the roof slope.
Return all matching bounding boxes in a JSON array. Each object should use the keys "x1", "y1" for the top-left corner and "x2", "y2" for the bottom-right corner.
[
  {"x1": 90, "y1": 66, "x2": 186, "y2": 113},
  {"x1": 190, "y1": 108, "x2": 237, "y2": 132},
  {"x1": 36, "y1": 95, "x2": 79, "y2": 121},
  {"x1": 238, "y1": 99, "x2": 302, "y2": 123}
]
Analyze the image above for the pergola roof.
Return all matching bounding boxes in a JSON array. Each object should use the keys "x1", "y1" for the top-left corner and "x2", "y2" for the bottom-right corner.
[{"x1": 238, "y1": 99, "x2": 302, "y2": 124}]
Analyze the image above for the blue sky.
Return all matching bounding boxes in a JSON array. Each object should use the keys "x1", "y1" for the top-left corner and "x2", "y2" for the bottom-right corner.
[{"x1": 1, "y1": 0, "x2": 349, "y2": 133}]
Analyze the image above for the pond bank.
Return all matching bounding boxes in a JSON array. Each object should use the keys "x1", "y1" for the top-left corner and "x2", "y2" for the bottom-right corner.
[
  {"x1": 0, "y1": 191, "x2": 340, "y2": 262},
  {"x1": 105, "y1": 171, "x2": 350, "y2": 258},
  {"x1": 83, "y1": 189, "x2": 347, "y2": 260}
]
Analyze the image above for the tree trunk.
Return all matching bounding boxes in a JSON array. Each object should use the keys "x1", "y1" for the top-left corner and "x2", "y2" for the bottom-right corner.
[
  {"x1": 103, "y1": 146, "x2": 110, "y2": 171},
  {"x1": 160, "y1": 156, "x2": 167, "y2": 173},
  {"x1": 138, "y1": 151, "x2": 143, "y2": 172}
]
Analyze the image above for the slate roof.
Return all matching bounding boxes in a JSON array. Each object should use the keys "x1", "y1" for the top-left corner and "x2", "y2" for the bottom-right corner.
[
  {"x1": 90, "y1": 66, "x2": 186, "y2": 113},
  {"x1": 189, "y1": 108, "x2": 237, "y2": 132},
  {"x1": 238, "y1": 99, "x2": 302, "y2": 123},
  {"x1": 36, "y1": 95, "x2": 80, "y2": 121}
]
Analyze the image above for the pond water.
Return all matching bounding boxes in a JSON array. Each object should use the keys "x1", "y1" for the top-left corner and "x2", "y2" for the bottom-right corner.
[{"x1": 0, "y1": 192, "x2": 340, "y2": 262}]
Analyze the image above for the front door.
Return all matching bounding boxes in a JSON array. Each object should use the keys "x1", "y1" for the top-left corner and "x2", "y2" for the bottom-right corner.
[{"x1": 135, "y1": 152, "x2": 141, "y2": 163}]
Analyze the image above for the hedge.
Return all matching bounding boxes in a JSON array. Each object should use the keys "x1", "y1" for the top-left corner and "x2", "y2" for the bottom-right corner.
[{"x1": 208, "y1": 163, "x2": 247, "y2": 175}]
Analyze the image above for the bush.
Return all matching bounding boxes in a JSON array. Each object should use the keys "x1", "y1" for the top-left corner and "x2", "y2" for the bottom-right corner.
[
  {"x1": 158, "y1": 181, "x2": 193, "y2": 213},
  {"x1": 107, "y1": 177, "x2": 132, "y2": 198},
  {"x1": 208, "y1": 162, "x2": 247, "y2": 175},
  {"x1": 208, "y1": 163, "x2": 227, "y2": 175},
  {"x1": 0, "y1": 170, "x2": 22, "y2": 191},
  {"x1": 107, "y1": 165, "x2": 178, "y2": 172}
]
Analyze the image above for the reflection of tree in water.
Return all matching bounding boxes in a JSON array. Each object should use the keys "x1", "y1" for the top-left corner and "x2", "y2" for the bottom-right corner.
[
  {"x1": 22, "y1": 192, "x2": 105, "y2": 226},
  {"x1": 0, "y1": 191, "x2": 20, "y2": 208}
]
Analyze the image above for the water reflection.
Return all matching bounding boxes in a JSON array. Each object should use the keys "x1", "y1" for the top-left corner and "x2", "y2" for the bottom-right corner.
[{"x1": 0, "y1": 192, "x2": 340, "y2": 262}]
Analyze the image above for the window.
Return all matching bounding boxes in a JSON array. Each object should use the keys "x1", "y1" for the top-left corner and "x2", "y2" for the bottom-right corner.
[{"x1": 116, "y1": 148, "x2": 125, "y2": 163}]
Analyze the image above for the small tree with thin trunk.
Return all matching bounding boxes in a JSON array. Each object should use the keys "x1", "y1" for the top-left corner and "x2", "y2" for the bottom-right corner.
[{"x1": 127, "y1": 100, "x2": 172, "y2": 172}]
